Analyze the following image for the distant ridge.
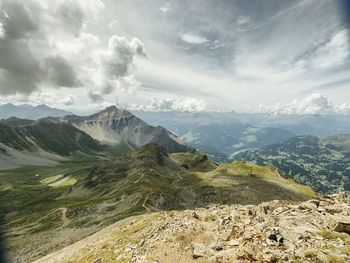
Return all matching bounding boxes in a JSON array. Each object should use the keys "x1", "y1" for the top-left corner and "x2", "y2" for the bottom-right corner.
[{"x1": 0, "y1": 103, "x2": 72, "y2": 120}]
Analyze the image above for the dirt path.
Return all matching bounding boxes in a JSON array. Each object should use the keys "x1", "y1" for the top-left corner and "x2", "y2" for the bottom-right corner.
[
  {"x1": 134, "y1": 169, "x2": 154, "y2": 184},
  {"x1": 142, "y1": 192, "x2": 153, "y2": 212},
  {"x1": 134, "y1": 173, "x2": 145, "y2": 184}
]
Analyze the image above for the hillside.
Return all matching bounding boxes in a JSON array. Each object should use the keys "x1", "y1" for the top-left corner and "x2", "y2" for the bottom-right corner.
[
  {"x1": 233, "y1": 135, "x2": 350, "y2": 193},
  {"x1": 34, "y1": 193, "x2": 350, "y2": 263},
  {"x1": 59, "y1": 106, "x2": 193, "y2": 154},
  {"x1": 0, "y1": 118, "x2": 104, "y2": 169},
  {"x1": 2, "y1": 144, "x2": 315, "y2": 262}
]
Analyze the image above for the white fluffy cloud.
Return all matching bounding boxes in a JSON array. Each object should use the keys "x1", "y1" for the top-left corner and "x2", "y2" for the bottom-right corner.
[
  {"x1": 180, "y1": 33, "x2": 208, "y2": 44},
  {"x1": 95, "y1": 36, "x2": 146, "y2": 94},
  {"x1": 132, "y1": 97, "x2": 208, "y2": 112},
  {"x1": 256, "y1": 93, "x2": 350, "y2": 115}
]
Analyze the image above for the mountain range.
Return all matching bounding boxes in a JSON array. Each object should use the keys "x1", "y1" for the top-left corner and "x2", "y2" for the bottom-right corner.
[
  {"x1": 2, "y1": 104, "x2": 350, "y2": 262},
  {"x1": 0, "y1": 103, "x2": 72, "y2": 120},
  {"x1": 3, "y1": 104, "x2": 350, "y2": 162},
  {"x1": 0, "y1": 106, "x2": 192, "y2": 170},
  {"x1": 133, "y1": 110, "x2": 350, "y2": 194},
  {"x1": 133, "y1": 111, "x2": 297, "y2": 160}
]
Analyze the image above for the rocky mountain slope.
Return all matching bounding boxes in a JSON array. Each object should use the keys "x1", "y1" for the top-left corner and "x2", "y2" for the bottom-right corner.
[
  {"x1": 0, "y1": 118, "x2": 104, "y2": 169},
  {"x1": 2, "y1": 144, "x2": 315, "y2": 262},
  {"x1": 34, "y1": 193, "x2": 350, "y2": 263},
  {"x1": 59, "y1": 106, "x2": 192, "y2": 154},
  {"x1": 233, "y1": 135, "x2": 350, "y2": 194},
  {"x1": 0, "y1": 103, "x2": 72, "y2": 120}
]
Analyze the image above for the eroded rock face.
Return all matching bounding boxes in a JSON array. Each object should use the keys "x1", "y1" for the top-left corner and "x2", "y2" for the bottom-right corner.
[{"x1": 34, "y1": 193, "x2": 350, "y2": 263}]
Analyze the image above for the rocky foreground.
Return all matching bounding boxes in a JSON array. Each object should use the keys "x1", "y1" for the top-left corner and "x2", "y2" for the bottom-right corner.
[{"x1": 35, "y1": 193, "x2": 350, "y2": 263}]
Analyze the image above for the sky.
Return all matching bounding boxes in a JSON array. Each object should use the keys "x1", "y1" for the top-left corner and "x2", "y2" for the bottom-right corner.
[{"x1": 0, "y1": 0, "x2": 350, "y2": 114}]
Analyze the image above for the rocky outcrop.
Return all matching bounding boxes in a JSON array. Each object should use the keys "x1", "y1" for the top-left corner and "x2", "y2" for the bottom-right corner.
[{"x1": 35, "y1": 193, "x2": 350, "y2": 263}]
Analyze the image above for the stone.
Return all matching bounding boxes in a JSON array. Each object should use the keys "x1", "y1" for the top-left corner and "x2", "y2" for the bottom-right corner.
[
  {"x1": 227, "y1": 239, "x2": 240, "y2": 246},
  {"x1": 324, "y1": 205, "x2": 344, "y2": 215},
  {"x1": 209, "y1": 241, "x2": 224, "y2": 251},
  {"x1": 192, "y1": 243, "x2": 207, "y2": 259},
  {"x1": 334, "y1": 217, "x2": 350, "y2": 234},
  {"x1": 192, "y1": 211, "x2": 200, "y2": 220}
]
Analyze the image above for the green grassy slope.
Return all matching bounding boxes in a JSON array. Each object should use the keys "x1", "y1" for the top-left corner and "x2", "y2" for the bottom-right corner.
[
  {"x1": 0, "y1": 119, "x2": 104, "y2": 156},
  {"x1": 1, "y1": 144, "x2": 315, "y2": 262}
]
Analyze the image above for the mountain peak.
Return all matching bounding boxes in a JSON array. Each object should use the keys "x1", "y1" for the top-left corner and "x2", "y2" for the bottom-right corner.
[
  {"x1": 101, "y1": 105, "x2": 120, "y2": 112},
  {"x1": 94, "y1": 106, "x2": 133, "y2": 120}
]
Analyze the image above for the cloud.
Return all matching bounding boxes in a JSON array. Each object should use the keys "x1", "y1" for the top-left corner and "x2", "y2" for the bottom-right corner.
[
  {"x1": 160, "y1": 3, "x2": 171, "y2": 16},
  {"x1": 0, "y1": 22, "x2": 4, "y2": 38},
  {"x1": 310, "y1": 29, "x2": 349, "y2": 68},
  {"x1": 108, "y1": 20, "x2": 119, "y2": 28},
  {"x1": 256, "y1": 93, "x2": 350, "y2": 115},
  {"x1": 180, "y1": 33, "x2": 209, "y2": 44},
  {"x1": 88, "y1": 91, "x2": 103, "y2": 103},
  {"x1": 44, "y1": 56, "x2": 80, "y2": 87},
  {"x1": 90, "y1": 36, "x2": 146, "y2": 99},
  {"x1": 60, "y1": 95, "x2": 76, "y2": 106},
  {"x1": 0, "y1": 0, "x2": 146, "y2": 105},
  {"x1": 0, "y1": 0, "x2": 104, "y2": 95},
  {"x1": 132, "y1": 97, "x2": 208, "y2": 112}
]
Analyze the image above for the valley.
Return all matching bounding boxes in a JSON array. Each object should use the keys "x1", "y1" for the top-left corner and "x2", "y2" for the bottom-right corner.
[
  {"x1": 0, "y1": 105, "x2": 349, "y2": 263},
  {"x1": 1, "y1": 144, "x2": 315, "y2": 262}
]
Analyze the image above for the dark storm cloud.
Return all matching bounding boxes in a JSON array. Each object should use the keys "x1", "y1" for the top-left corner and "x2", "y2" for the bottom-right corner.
[
  {"x1": 88, "y1": 91, "x2": 103, "y2": 103},
  {"x1": 0, "y1": 0, "x2": 89, "y2": 96},
  {"x1": 45, "y1": 56, "x2": 81, "y2": 88},
  {"x1": 0, "y1": 0, "x2": 40, "y2": 40},
  {"x1": 0, "y1": 39, "x2": 42, "y2": 95}
]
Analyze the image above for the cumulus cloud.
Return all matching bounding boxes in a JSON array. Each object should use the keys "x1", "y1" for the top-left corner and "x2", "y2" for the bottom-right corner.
[
  {"x1": 3, "y1": 91, "x2": 78, "y2": 107},
  {"x1": 133, "y1": 97, "x2": 208, "y2": 112},
  {"x1": 89, "y1": 36, "x2": 146, "y2": 100},
  {"x1": 180, "y1": 33, "x2": 209, "y2": 44},
  {"x1": 0, "y1": 0, "x2": 104, "y2": 95},
  {"x1": 256, "y1": 93, "x2": 350, "y2": 115},
  {"x1": 0, "y1": 0, "x2": 146, "y2": 106},
  {"x1": 44, "y1": 56, "x2": 81, "y2": 87}
]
